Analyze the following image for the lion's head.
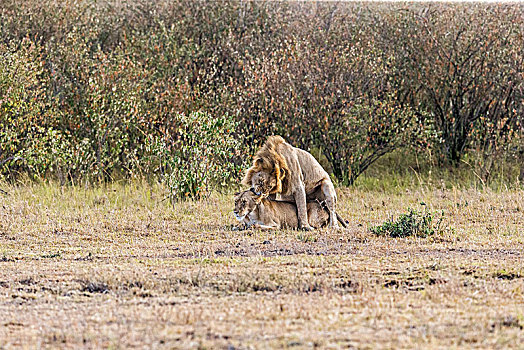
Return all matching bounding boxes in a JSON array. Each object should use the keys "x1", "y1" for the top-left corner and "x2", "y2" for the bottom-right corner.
[
  {"x1": 249, "y1": 171, "x2": 278, "y2": 197},
  {"x1": 233, "y1": 189, "x2": 261, "y2": 221},
  {"x1": 242, "y1": 136, "x2": 289, "y2": 196}
]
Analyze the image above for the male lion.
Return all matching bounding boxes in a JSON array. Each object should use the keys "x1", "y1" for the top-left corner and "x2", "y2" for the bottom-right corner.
[
  {"x1": 242, "y1": 136, "x2": 340, "y2": 230},
  {"x1": 233, "y1": 189, "x2": 346, "y2": 230}
]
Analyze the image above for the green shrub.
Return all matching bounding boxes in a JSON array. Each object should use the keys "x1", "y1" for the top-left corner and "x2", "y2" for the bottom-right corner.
[
  {"x1": 150, "y1": 111, "x2": 245, "y2": 201},
  {"x1": 370, "y1": 208, "x2": 445, "y2": 238}
]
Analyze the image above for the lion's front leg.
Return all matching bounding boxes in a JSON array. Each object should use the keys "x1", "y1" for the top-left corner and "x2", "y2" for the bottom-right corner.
[
  {"x1": 321, "y1": 180, "x2": 339, "y2": 228},
  {"x1": 295, "y1": 186, "x2": 313, "y2": 231}
]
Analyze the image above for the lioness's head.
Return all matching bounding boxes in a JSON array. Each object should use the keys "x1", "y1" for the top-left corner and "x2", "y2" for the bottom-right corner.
[
  {"x1": 233, "y1": 189, "x2": 262, "y2": 221},
  {"x1": 251, "y1": 171, "x2": 278, "y2": 197}
]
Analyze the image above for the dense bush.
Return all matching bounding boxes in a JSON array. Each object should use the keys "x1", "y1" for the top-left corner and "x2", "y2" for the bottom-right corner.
[{"x1": 0, "y1": 1, "x2": 522, "y2": 188}]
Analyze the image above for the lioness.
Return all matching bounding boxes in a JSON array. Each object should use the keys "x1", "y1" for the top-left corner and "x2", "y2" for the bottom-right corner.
[
  {"x1": 234, "y1": 189, "x2": 346, "y2": 230},
  {"x1": 242, "y1": 136, "x2": 339, "y2": 230}
]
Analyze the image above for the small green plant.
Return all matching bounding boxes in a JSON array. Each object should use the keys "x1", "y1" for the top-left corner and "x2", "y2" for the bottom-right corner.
[{"x1": 370, "y1": 208, "x2": 445, "y2": 238}]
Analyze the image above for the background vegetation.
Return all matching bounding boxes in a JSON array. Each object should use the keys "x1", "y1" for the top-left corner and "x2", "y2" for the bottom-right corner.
[{"x1": 1, "y1": 1, "x2": 523, "y2": 197}]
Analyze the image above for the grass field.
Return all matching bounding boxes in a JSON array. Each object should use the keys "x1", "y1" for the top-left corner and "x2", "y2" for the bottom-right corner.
[{"x1": 1, "y1": 182, "x2": 523, "y2": 349}]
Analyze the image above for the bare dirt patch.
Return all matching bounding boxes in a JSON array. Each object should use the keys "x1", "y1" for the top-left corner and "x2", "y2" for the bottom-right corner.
[{"x1": 0, "y1": 184, "x2": 523, "y2": 348}]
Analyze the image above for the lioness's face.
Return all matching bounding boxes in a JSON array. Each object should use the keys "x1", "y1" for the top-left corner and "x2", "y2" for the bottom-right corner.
[
  {"x1": 233, "y1": 191, "x2": 258, "y2": 221},
  {"x1": 251, "y1": 171, "x2": 277, "y2": 196}
]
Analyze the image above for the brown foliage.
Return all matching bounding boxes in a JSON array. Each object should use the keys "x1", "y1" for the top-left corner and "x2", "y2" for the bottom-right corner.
[{"x1": 0, "y1": 1, "x2": 522, "y2": 184}]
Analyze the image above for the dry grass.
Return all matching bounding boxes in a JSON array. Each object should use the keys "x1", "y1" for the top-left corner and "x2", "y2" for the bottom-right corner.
[{"x1": 1, "y1": 182, "x2": 523, "y2": 349}]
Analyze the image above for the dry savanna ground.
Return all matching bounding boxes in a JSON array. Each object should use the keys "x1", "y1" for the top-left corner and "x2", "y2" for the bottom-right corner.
[{"x1": 0, "y1": 182, "x2": 523, "y2": 349}]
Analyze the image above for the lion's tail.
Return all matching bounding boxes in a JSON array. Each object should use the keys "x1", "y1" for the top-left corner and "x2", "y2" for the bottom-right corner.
[{"x1": 336, "y1": 212, "x2": 348, "y2": 228}]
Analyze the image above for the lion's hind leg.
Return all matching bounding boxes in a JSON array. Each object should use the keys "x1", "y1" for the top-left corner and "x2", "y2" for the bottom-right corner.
[{"x1": 321, "y1": 180, "x2": 339, "y2": 228}]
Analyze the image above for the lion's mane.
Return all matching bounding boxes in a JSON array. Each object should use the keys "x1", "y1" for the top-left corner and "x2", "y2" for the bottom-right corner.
[{"x1": 242, "y1": 136, "x2": 290, "y2": 194}]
